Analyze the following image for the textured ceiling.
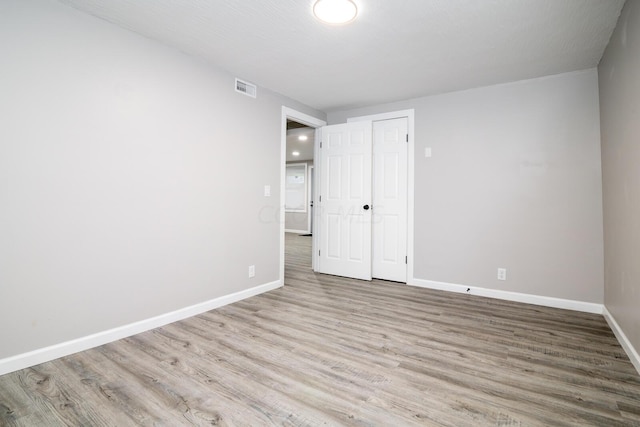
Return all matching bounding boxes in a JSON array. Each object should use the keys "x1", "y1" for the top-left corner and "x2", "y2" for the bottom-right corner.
[{"x1": 56, "y1": 0, "x2": 625, "y2": 112}]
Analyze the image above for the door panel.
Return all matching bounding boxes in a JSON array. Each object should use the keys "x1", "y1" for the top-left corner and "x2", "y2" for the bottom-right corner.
[
  {"x1": 328, "y1": 156, "x2": 342, "y2": 198},
  {"x1": 327, "y1": 214, "x2": 341, "y2": 259},
  {"x1": 349, "y1": 154, "x2": 364, "y2": 197},
  {"x1": 348, "y1": 216, "x2": 364, "y2": 261},
  {"x1": 382, "y1": 214, "x2": 400, "y2": 261},
  {"x1": 383, "y1": 152, "x2": 399, "y2": 197},
  {"x1": 373, "y1": 118, "x2": 408, "y2": 282},
  {"x1": 317, "y1": 121, "x2": 372, "y2": 280}
]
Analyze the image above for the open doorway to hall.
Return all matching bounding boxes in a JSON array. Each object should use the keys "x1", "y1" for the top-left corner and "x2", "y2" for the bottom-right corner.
[
  {"x1": 284, "y1": 120, "x2": 315, "y2": 236},
  {"x1": 284, "y1": 120, "x2": 315, "y2": 273},
  {"x1": 282, "y1": 113, "x2": 324, "y2": 281},
  {"x1": 279, "y1": 108, "x2": 325, "y2": 283}
]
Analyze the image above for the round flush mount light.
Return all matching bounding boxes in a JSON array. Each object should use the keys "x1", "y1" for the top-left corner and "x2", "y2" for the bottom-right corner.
[
  {"x1": 292, "y1": 151, "x2": 300, "y2": 156},
  {"x1": 298, "y1": 135, "x2": 308, "y2": 141},
  {"x1": 313, "y1": 0, "x2": 358, "y2": 25}
]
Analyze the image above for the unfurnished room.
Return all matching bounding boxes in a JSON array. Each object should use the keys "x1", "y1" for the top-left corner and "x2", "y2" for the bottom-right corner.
[{"x1": 1, "y1": 0, "x2": 640, "y2": 425}]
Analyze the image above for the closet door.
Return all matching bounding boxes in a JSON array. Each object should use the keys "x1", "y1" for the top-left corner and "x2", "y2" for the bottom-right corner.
[
  {"x1": 372, "y1": 118, "x2": 408, "y2": 282},
  {"x1": 316, "y1": 121, "x2": 373, "y2": 281}
]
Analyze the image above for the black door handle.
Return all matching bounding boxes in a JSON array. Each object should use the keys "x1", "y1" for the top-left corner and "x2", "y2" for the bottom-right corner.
[{"x1": 363, "y1": 204, "x2": 370, "y2": 210}]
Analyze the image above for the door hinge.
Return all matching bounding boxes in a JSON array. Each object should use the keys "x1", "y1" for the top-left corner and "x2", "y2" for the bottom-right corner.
[
  {"x1": 319, "y1": 250, "x2": 321, "y2": 256},
  {"x1": 320, "y1": 141, "x2": 322, "y2": 148},
  {"x1": 406, "y1": 134, "x2": 409, "y2": 143},
  {"x1": 319, "y1": 195, "x2": 322, "y2": 202},
  {"x1": 405, "y1": 256, "x2": 408, "y2": 264}
]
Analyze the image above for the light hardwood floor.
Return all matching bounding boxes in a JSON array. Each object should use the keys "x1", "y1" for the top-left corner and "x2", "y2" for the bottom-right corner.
[{"x1": 1, "y1": 233, "x2": 639, "y2": 426}]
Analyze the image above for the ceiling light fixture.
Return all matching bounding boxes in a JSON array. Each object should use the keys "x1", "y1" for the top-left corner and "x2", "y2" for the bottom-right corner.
[
  {"x1": 313, "y1": 0, "x2": 358, "y2": 25},
  {"x1": 292, "y1": 151, "x2": 300, "y2": 156},
  {"x1": 298, "y1": 135, "x2": 308, "y2": 141}
]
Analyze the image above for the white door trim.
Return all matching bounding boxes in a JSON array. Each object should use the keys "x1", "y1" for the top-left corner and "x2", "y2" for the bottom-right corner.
[
  {"x1": 281, "y1": 107, "x2": 326, "y2": 284},
  {"x1": 308, "y1": 165, "x2": 314, "y2": 234},
  {"x1": 313, "y1": 127, "x2": 322, "y2": 271},
  {"x1": 347, "y1": 109, "x2": 415, "y2": 284}
]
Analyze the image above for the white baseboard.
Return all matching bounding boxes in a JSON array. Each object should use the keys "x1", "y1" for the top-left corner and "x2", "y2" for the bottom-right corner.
[
  {"x1": 603, "y1": 307, "x2": 640, "y2": 375},
  {"x1": 408, "y1": 278, "x2": 603, "y2": 314},
  {"x1": 285, "y1": 229, "x2": 308, "y2": 234},
  {"x1": 0, "y1": 280, "x2": 282, "y2": 377}
]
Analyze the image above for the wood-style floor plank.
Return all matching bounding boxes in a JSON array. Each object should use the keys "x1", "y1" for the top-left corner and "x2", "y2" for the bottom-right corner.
[{"x1": 1, "y1": 232, "x2": 639, "y2": 426}]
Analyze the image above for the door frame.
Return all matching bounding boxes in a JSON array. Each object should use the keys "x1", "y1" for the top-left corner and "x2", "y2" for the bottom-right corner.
[
  {"x1": 346, "y1": 109, "x2": 415, "y2": 284},
  {"x1": 308, "y1": 165, "x2": 314, "y2": 234},
  {"x1": 280, "y1": 107, "x2": 326, "y2": 284}
]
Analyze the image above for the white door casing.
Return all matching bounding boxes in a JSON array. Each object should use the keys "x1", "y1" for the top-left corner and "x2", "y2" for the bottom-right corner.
[
  {"x1": 308, "y1": 165, "x2": 314, "y2": 234},
  {"x1": 317, "y1": 121, "x2": 373, "y2": 281},
  {"x1": 372, "y1": 118, "x2": 408, "y2": 282}
]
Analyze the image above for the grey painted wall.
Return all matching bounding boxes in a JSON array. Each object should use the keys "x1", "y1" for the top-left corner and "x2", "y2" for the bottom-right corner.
[
  {"x1": 328, "y1": 69, "x2": 604, "y2": 304},
  {"x1": 599, "y1": 1, "x2": 640, "y2": 354},
  {"x1": 0, "y1": 0, "x2": 323, "y2": 359}
]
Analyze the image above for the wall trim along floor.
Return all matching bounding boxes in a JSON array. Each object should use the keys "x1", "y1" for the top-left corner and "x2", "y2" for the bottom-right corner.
[
  {"x1": 407, "y1": 278, "x2": 640, "y2": 375},
  {"x1": 6, "y1": 277, "x2": 638, "y2": 378},
  {"x1": 603, "y1": 307, "x2": 640, "y2": 375},
  {"x1": 409, "y1": 278, "x2": 603, "y2": 314},
  {"x1": 407, "y1": 277, "x2": 640, "y2": 376},
  {"x1": 0, "y1": 280, "x2": 282, "y2": 376}
]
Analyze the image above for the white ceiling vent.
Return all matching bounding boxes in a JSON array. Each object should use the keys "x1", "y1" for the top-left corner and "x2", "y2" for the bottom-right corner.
[{"x1": 235, "y1": 78, "x2": 257, "y2": 98}]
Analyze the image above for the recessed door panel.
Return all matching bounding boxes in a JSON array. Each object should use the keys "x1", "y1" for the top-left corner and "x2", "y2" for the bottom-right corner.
[
  {"x1": 327, "y1": 214, "x2": 341, "y2": 259},
  {"x1": 348, "y1": 215, "x2": 364, "y2": 262},
  {"x1": 349, "y1": 154, "x2": 364, "y2": 199},
  {"x1": 382, "y1": 215, "x2": 400, "y2": 262},
  {"x1": 349, "y1": 130, "x2": 365, "y2": 146},
  {"x1": 383, "y1": 152, "x2": 399, "y2": 199},
  {"x1": 328, "y1": 132, "x2": 343, "y2": 148},
  {"x1": 327, "y1": 156, "x2": 342, "y2": 200}
]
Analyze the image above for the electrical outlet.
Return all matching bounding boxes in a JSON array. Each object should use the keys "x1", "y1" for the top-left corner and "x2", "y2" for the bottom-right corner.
[
  {"x1": 248, "y1": 265, "x2": 255, "y2": 278},
  {"x1": 497, "y1": 268, "x2": 507, "y2": 281}
]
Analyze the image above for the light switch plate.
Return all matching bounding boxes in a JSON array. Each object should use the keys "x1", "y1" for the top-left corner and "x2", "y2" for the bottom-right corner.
[
  {"x1": 264, "y1": 185, "x2": 271, "y2": 197},
  {"x1": 425, "y1": 147, "x2": 432, "y2": 158}
]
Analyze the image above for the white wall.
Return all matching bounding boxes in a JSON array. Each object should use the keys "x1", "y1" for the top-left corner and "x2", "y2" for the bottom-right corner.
[
  {"x1": 599, "y1": 0, "x2": 640, "y2": 359},
  {"x1": 328, "y1": 70, "x2": 604, "y2": 305},
  {"x1": 0, "y1": 0, "x2": 323, "y2": 361}
]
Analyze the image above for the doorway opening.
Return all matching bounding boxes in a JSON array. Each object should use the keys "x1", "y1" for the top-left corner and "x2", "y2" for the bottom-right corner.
[
  {"x1": 284, "y1": 120, "x2": 315, "y2": 235},
  {"x1": 279, "y1": 107, "x2": 326, "y2": 284}
]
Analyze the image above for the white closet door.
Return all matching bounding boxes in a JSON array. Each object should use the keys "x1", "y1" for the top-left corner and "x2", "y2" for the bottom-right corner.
[
  {"x1": 372, "y1": 118, "x2": 408, "y2": 282},
  {"x1": 317, "y1": 121, "x2": 372, "y2": 281}
]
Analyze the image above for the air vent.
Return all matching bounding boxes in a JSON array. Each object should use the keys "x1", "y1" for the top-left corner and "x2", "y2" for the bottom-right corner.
[{"x1": 235, "y1": 78, "x2": 257, "y2": 98}]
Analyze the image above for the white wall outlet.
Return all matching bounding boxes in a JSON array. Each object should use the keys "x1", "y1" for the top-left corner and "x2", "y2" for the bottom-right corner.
[
  {"x1": 248, "y1": 265, "x2": 255, "y2": 278},
  {"x1": 497, "y1": 268, "x2": 507, "y2": 281},
  {"x1": 264, "y1": 185, "x2": 271, "y2": 197}
]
